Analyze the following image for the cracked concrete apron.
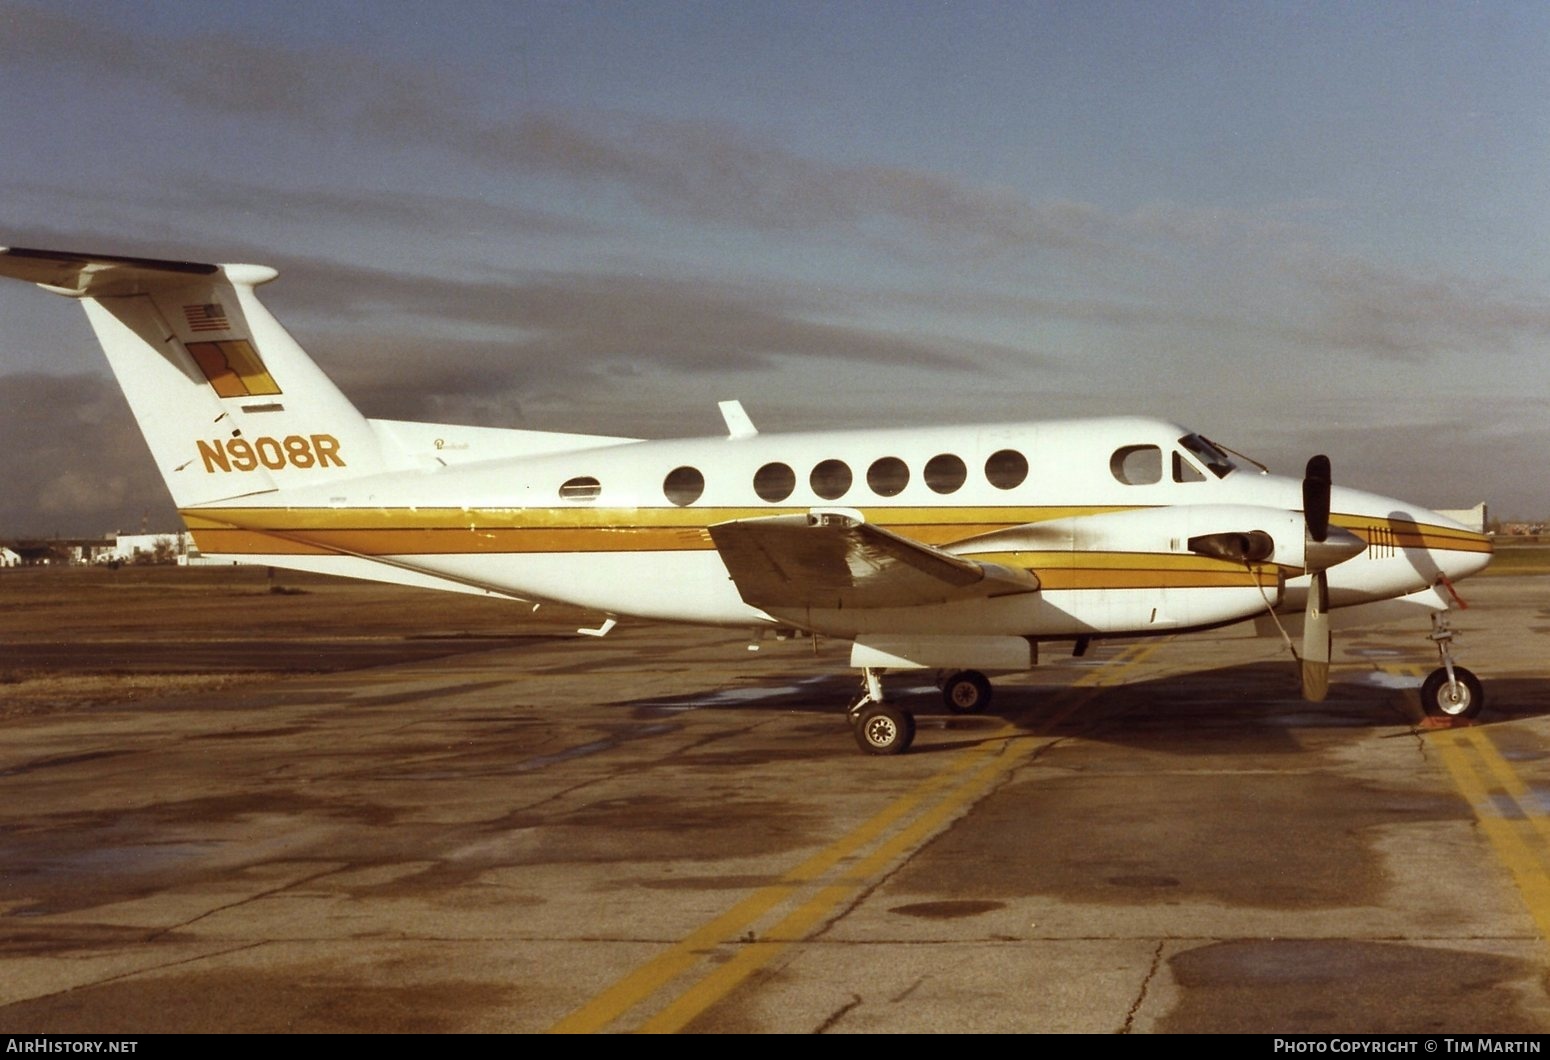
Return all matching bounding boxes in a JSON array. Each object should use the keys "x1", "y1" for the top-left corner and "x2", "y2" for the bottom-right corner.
[{"x1": 2, "y1": 578, "x2": 1549, "y2": 1032}]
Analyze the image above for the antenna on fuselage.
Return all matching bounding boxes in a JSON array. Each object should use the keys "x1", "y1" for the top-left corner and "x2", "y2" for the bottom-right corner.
[{"x1": 718, "y1": 399, "x2": 758, "y2": 439}]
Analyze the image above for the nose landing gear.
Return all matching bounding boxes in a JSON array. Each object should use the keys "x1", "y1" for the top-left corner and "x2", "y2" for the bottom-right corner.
[{"x1": 1420, "y1": 611, "x2": 1484, "y2": 722}]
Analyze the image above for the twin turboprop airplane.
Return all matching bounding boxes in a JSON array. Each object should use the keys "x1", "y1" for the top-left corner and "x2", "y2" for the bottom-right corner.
[{"x1": 0, "y1": 245, "x2": 1494, "y2": 754}]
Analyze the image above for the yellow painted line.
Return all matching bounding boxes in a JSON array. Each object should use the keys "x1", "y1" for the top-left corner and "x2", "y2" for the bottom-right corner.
[
  {"x1": 545, "y1": 737, "x2": 1003, "y2": 1034},
  {"x1": 1396, "y1": 664, "x2": 1550, "y2": 947},
  {"x1": 637, "y1": 741, "x2": 1020, "y2": 1033},
  {"x1": 549, "y1": 642, "x2": 1164, "y2": 1033}
]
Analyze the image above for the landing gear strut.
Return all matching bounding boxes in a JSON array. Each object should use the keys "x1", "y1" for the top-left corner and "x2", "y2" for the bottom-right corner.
[
  {"x1": 1420, "y1": 611, "x2": 1484, "y2": 721},
  {"x1": 848, "y1": 667, "x2": 915, "y2": 755}
]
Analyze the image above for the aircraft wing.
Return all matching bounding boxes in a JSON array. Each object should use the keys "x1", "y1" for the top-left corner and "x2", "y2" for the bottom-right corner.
[{"x1": 708, "y1": 512, "x2": 1039, "y2": 610}]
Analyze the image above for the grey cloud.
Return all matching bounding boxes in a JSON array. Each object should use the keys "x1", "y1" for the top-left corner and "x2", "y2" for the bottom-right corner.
[
  {"x1": 0, "y1": 372, "x2": 176, "y2": 536},
  {"x1": 503, "y1": 114, "x2": 1106, "y2": 250},
  {"x1": 0, "y1": 4, "x2": 458, "y2": 131},
  {"x1": 0, "y1": 7, "x2": 1109, "y2": 254},
  {"x1": 0, "y1": 220, "x2": 1042, "y2": 389},
  {"x1": 266, "y1": 259, "x2": 1022, "y2": 375},
  {"x1": 1299, "y1": 257, "x2": 1550, "y2": 362},
  {"x1": 1, "y1": 180, "x2": 602, "y2": 246},
  {"x1": 8, "y1": 5, "x2": 1550, "y2": 379},
  {"x1": 1288, "y1": 418, "x2": 1550, "y2": 519}
]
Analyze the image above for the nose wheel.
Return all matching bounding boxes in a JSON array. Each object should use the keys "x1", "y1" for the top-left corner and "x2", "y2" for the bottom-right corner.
[
  {"x1": 1420, "y1": 611, "x2": 1485, "y2": 721},
  {"x1": 1421, "y1": 666, "x2": 1483, "y2": 720}
]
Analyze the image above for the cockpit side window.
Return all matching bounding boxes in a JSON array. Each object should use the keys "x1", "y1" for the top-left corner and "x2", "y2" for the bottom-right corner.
[
  {"x1": 1178, "y1": 433, "x2": 1236, "y2": 478},
  {"x1": 1110, "y1": 445, "x2": 1162, "y2": 485},
  {"x1": 1172, "y1": 451, "x2": 1206, "y2": 483}
]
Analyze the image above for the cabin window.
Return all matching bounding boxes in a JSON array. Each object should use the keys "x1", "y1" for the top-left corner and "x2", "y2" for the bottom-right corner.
[
  {"x1": 924, "y1": 453, "x2": 967, "y2": 494},
  {"x1": 754, "y1": 462, "x2": 796, "y2": 503},
  {"x1": 1172, "y1": 451, "x2": 1205, "y2": 483},
  {"x1": 867, "y1": 456, "x2": 909, "y2": 497},
  {"x1": 663, "y1": 465, "x2": 705, "y2": 506},
  {"x1": 1110, "y1": 445, "x2": 1162, "y2": 485},
  {"x1": 984, "y1": 449, "x2": 1028, "y2": 490},
  {"x1": 810, "y1": 459, "x2": 853, "y2": 501},
  {"x1": 559, "y1": 476, "x2": 601, "y2": 501}
]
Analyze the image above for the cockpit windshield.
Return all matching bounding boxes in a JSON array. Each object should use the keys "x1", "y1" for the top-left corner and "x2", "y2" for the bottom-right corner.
[{"x1": 1178, "y1": 433, "x2": 1237, "y2": 479}]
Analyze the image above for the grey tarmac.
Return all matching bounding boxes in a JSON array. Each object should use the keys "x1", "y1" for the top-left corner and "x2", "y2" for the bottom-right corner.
[{"x1": 2, "y1": 573, "x2": 1549, "y2": 1033}]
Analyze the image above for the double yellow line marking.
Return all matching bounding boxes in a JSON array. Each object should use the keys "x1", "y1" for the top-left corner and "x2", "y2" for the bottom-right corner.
[
  {"x1": 549, "y1": 643, "x2": 1164, "y2": 1033},
  {"x1": 1395, "y1": 664, "x2": 1550, "y2": 946}
]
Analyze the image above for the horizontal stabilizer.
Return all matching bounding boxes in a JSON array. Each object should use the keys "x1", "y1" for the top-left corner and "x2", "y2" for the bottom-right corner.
[{"x1": 0, "y1": 246, "x2": 222, "y2": 297}]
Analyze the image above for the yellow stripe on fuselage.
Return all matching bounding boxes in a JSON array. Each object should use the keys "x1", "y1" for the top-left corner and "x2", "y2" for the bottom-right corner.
[
  {"x1": 180, "y1": 505, "x2": 1133, "y2": 556},
  {"x1": 1335, "y1": 515, "x2": 1493, "y2": 555},
  {"x1": 180, "y1": 505, "x2": 1486, "y2": 585}
]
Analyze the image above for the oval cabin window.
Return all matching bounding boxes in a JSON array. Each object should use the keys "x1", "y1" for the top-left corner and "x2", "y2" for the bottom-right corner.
[
  {"x1": 867, "y1": 456, "x2": 909, "y2": 497},
  {"x1": 559, "y1": 476, "x2": 602, "y2": 501},
  {"x1": 754, "y1": 462, "x2": 796, "y2": 503},
  {"x1": 984, "y1": 449, "x2": 1028, "y2": 490},
  {"x1": 924, "y1": 453, "x2": 967, "y2": 494},
  {"x1": 663, "y1": 466, "x2": 705, "y2": 506},
  {"x1": 810, "y1": 459, "x2": 853, "y2": 501}
]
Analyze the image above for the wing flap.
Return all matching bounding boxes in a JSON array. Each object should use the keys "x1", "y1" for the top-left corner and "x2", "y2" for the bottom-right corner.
[{"x1": 709, "y1": 511, "x2": 1039, "y2": 610}]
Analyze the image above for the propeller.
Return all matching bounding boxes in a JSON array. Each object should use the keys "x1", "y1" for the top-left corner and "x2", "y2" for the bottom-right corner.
[
  {"x1": 1182, "y1": 452, "x2": 1360, "y2": 700},
  {"x1": 1301, "y1": 455, "x2": 1334, "y2": 701}
]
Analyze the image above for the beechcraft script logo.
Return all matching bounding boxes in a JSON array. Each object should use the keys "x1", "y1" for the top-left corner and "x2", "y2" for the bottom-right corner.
[{"x1": 186, "y1": 339, "x2": 281, "y2": 398}]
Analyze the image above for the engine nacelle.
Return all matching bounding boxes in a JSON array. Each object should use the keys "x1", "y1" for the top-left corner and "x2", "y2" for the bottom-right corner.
[{"x1": 949, "y1": 504, "x2": 1363, "y2": 574}]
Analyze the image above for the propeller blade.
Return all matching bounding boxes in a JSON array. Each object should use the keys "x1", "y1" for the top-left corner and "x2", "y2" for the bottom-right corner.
[
  {"x1": 1303, "y1": 454, "x2": 1331, "y2": 543},
  {"x1": 1301, "y1": 570, "x2": 1331, "y2": 701}
]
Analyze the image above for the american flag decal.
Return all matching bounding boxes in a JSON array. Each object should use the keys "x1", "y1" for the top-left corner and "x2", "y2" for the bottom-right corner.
[{"x1": 184, "y1": 303, "x2": 229, "y2": 332}]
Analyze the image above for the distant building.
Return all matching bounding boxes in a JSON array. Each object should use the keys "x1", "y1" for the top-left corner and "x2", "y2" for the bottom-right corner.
[
  {"x1": 0, "y1": 533, "x2": 192, "y2": 566},
  {"x1": 106, "y1": 531, "x2": 190, "y2": 565}
]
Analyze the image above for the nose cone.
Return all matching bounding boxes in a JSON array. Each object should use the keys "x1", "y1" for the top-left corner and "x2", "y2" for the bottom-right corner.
[
  {"x1": 1329, "y1": 485, "x2": 1493, "y2": 587},
  {"x1": 1393, "y1": 498, "x2": 1493, "y2": 583},
  {"x1": 1426, "y1": 510, "x2": 1493, "y2": 582}
]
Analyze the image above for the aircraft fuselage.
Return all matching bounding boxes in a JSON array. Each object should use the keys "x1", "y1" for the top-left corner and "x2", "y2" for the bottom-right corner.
[{"x1": 178, "y1": 414, "x2": 1491, "y2": 639}]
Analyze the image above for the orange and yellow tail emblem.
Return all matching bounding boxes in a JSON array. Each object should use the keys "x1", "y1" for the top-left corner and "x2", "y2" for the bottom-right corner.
[{"x1": 188, "y1": 339, "x2": 281, "y2": 398}]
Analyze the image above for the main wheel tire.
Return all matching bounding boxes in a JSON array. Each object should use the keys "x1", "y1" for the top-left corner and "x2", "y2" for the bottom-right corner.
[
  {"x1": 854, "y1": 703, "x2": 915, "y2": 755},
  {"x1": 942, "y1": 670, "x2": 992, "y2": 714},
  {"x1": 1420, "y1": 666, "x2": 1484, "y2": 721}
]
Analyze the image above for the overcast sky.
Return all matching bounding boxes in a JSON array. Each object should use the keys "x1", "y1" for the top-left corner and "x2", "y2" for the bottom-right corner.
[{"x1": 2, "y1": 0, "x2": 1548, "y2": 536}]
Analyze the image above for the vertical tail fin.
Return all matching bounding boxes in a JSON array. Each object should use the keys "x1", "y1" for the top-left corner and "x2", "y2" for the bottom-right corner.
[{"x1": 0, "y1": 247, "x2": 386, "y2": 507}]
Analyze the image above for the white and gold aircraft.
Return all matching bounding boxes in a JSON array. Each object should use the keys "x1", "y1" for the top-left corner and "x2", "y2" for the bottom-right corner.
[{"x1": 0, "y1": 246, "x2": 1493, "y2": 754}]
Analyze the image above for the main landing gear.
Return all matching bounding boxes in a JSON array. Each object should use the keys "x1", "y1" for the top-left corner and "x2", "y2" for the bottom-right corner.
[
  {"x1": 849, "y1": 668, "x2": 914, "y2": 755},
  {"x1": 940, "y1": 669, "x2": 993, "y2": 714},
  {"x1": 1419, "y1": 611, "x2": 1484, "y2": 722},
  {"x1": 847, "y1": 667, "x2": 994, "y2": 754}
]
